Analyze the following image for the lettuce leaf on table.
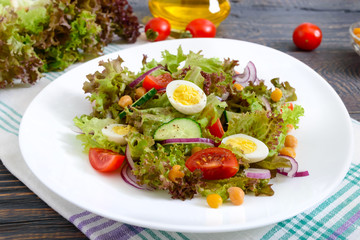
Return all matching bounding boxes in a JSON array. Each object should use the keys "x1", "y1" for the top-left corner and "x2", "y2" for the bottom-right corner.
[
  {"x1": 0, "y1": 0, "x2": 140, "y2": 88},
  {"x1": 0, "y1": 5, "x2": 43, "y2": 87}
]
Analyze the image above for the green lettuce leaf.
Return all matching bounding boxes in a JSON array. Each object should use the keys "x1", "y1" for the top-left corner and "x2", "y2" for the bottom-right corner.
[
  {"x1": 160, "y1": 47, "x2": 187, "y2": 73},
  {"x1": 126, "y1": 131, "x2": 155, "y2": 158},
  {"x1": 83, "y1": 56, "x2": 137, "y2": 118},
  {"x1": 190, "y1": 94, "x2": 227, "y2": 136},
  {"x1": 125, "y1": 106, "x2": 185, "y2": 137},
  {"x1": 73, "y1": 115, "x2": 124, "y2": 153},
  {"x1": 0, "y1": 5, "x2": 43, "y2": 88},
  {"x1": 183, "y1": 50, "x2": 223, "y2": 74},
  {"x1": 198, "y1": 173, "x2": 274, "y2": 200},
  {"x1": 132, "y1": 144, "x2": 203, "y2": 200},
  {"x1": 224, "y1": 110, "x2": 284, "y2": 156},
  {"x1": 271, "y1": 78, "x2": 297, "y2": 102}
]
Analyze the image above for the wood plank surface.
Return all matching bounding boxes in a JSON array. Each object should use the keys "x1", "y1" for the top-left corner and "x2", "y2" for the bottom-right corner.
[{"x1": 1, "y1": 0, "x2": 359, "y2": 239}]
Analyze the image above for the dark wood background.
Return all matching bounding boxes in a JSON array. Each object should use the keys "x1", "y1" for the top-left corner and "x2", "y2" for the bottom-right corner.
[{"x1": 1, "y1": 0, "x2": 359, "y2": 239}]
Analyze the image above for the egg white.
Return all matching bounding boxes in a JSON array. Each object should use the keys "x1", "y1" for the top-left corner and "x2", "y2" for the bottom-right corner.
[
  {"x1": 101, "y1": 124, "x2": 133, "y2": 145},
  {"x1": 166, "y1": 80, "x2": 207, "y2": 115},
  {"x1": 222, "y1": 134, "x2": 269, "y2": 163}
]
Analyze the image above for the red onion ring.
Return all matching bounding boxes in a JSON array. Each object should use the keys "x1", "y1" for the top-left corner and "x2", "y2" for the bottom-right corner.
[
  {"x1": 120, "y1": 162, "x2": 148, "y2": 190},
  {"x1": 277, "y1": 155, "x2": 309, "y2": 177},
  {"x1": 261, "y1": 96, "x2": 271, "y2": 112},
  {"x1": 277, "y1": 154, "x2": 298, "y2": 177},
  {"x1": 128, "y1": 65, "x2": 164, "y2": 88},
  {"x1": 125, "y1": 144, "x2": 135, "y2": 170},
  {"x1": 277, "y1": 170, "x2": 310, "y2": 177},
  {"x1": 244, "y1": 168, "x2": 271, "y2": 179},
  {"x1": 232, "y1": 61, "x2": 258, "y2": 86},
  {"x1": 160, "y1": 138, "x2": 215, "y2": 146}
]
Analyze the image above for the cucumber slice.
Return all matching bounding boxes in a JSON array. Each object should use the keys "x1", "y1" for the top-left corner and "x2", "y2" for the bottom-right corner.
[
  {"x1": 119, "y1": 88, "x2": 157, "y2": 119},
  {"x1": 153, "y1": 118, "x2": 202, "y2": 141}
]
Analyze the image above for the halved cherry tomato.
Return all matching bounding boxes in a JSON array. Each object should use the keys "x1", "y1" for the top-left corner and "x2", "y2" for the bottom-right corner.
[
  {"x1": 208, "y1": 118, "x2": 225, "y2": 138},
  {"x1": 185, "y1": 147, "x2": 239, "y2": 180},
  {"x1": 142, "y1": 73, "x2": 173, "y2": 91},
  {"x1": 89, "y1": 148, "x2": 125, "y2": 172}
]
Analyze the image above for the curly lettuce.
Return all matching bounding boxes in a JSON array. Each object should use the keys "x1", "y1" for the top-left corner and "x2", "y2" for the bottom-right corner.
[
  {"x1": 73, "y1": 115, "x2": 123, "y2": 153},
  {"x1": 0, "y1": 0, "x2": 140, "y2": 88},
  {"x1": 83, "y1": 56, "x2": 137, "y2": 118}
]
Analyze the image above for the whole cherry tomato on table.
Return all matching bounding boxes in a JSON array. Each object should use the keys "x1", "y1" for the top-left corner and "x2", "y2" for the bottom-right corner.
[
  {"x1": 185, "y1": 18, "x2": 217, "y2": 38},
  {"x1": 145, "y1": 17, "x2": 171, "y2": 42},
  {"x1": 292, "y1": 22, "x2": 322, "y2": 51},
  {"x1": 185, "y1": 147, "x2": 239, "y2": 180}
]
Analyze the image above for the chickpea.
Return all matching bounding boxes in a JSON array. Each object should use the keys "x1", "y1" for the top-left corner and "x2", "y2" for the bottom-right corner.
[
  {"x1": 206, "y1": 194, "x2": 223, "y2": 208},
  {"x1": 118, "y1": 95, "x2": 133, "y2": 108},
  {"x1": 233, "y1": 83, "x2": 244, "y2": 91},
  {"x1": 135, "y1": 87, "x2": 147, "y2": 99},
  {"x1": 271, "y1": 88, "x2": 282, "y2": 102},
  {"x1": 227, "y1": 187, "x2": 245, "y2": 206},
  {"x1": 279, "y1": 147, "x2": 296, "y2": 158},
  {"x1": 285, "y1": 135, "x2": 298, "y2": 148},
  {"x1": 168, "y1": 165, "x2": 185, "y2": 182},
  {"x1": 191, "y1": 146, "x2": 203, "y2": 155}
]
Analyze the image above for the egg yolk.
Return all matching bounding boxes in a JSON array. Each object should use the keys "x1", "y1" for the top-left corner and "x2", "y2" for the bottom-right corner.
[
  {"x1": 112, "y1": 125, "x2": 133, "y2": 135},
  {"x1": 226, "y1": 138, "x2": 257, "y2": 154},
  {"x1": 173, "y1": 85, "x2": 201, "y2": 105}
]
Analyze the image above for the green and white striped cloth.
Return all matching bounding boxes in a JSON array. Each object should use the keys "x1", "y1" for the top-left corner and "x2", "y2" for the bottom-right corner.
[{"x1": 1, "y1": 42, "x2": 359, "y2": 240}]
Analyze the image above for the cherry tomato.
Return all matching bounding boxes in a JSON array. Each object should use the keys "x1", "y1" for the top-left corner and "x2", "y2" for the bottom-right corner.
[
  {"x1": 142, "y1": 73, "x2": 173, "y2": 91},
  {"x1": 208, "y1": 118, "x2": 225, "y2": 139},
  {"x1": 185, "y1": 18, "x2": 216, "y2": 38},
  {"x1": 185, "y1": 147, "x2": 239, "y2": 180},
  {"x1": 145, "y1": 17, "x2": 171, "y2": 42},
  {"x1": 89, "y1": 148, "x2": 125, "y2": 172},
  {"x1": 292, "y1": 23, "x2": 322, "y2": 51}
]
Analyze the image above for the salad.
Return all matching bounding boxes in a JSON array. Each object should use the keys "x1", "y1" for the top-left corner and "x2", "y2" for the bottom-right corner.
[{"x1": 73, "y1": 46, "x2": 305, "y2": 208}]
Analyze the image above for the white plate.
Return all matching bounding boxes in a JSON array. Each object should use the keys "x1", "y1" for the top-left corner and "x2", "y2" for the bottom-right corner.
[{"x1": 19, "y1": 38, "x2": 354, "y2": 233}]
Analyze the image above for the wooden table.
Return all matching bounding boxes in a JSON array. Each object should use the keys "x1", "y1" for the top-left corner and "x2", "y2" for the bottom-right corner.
[{"x1": 1, "y1": 0, "x2": 359, "y2": 239}]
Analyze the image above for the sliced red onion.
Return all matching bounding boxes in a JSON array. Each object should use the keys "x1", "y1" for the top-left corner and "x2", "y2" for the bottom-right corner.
[
  {"x1": 120, "y1": 162, "x2": 148, "y2": 190},
  {"x1": 232, "y1": 61, "x2": 258, "y2": 87},
  {"x1": 216, "y1": 96, "x2": 223, "y2": 101},
  {"x1": 277, "y1": 154, "x2": 309, "y2": 178},
  {"x1": 232, "y1": 66, "x2": 250, "y2": 84},
  {"x1": 244, "y1": 168, "x2": 271, "y2": 179},
  {"x1": 157, "y1": 87, "x2": 166, "y2": 93},
  {"x1": 277, "y1": 170, "x2": 309, "y2": 177},
  {"x1": 294, "y1": 171, "x2": 310, "y2": 177},
  {"x1": 128, "y1": 65, "x2": 163, "y2": 88},
  {"x1": 261, "y1": 96, "x2": 271, "y2": 111},
  {"x1": 277, "y1": 154, "x2": 298, "y2": 177},
  {"x1": 221, "y1": 92, "x2": 230, "y2": 101},
  {"x1": 246, "y1": 61, "x2": 257, "y2": 83},
  {"x1": 160, "y1": 138, "x2": 215, "y2": 146},
  {"x1": 125, "y1": 144, "x2": 135, "y2": 170}
]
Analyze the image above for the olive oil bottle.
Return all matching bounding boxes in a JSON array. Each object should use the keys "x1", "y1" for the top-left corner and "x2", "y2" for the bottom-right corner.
[{"x1": 148, "y1": 0, "x2": 231, "y2": 31}]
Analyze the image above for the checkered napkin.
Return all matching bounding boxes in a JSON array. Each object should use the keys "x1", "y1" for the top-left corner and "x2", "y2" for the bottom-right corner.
[{"x1": 1, "y1": 42, "x2": 359, "y2": 240}]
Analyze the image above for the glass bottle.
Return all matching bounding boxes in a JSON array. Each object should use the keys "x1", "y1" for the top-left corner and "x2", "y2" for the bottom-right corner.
[{"x1": 148, "y1": 0, "x2": 231, "y2": 31}]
